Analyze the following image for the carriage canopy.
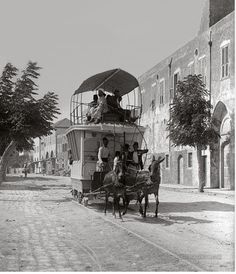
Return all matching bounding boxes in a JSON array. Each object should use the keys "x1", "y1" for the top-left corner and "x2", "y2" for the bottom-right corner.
[
  {"x1": 70, "y1": 68, "x2": 142, "y2": 125},
  {"x1": 74, "y1": 68, "x2": 139, "y2": 96}
]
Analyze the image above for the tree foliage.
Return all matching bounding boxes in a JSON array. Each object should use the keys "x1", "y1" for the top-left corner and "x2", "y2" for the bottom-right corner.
[
  {"x1": 167, "y1": 75, "x2": 219, "y2": 148},
  {"x1": 0, "y1": 62, "x2": 60, "y2": 154}
]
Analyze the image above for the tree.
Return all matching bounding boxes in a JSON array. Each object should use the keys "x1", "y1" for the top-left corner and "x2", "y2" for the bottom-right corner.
[
  {"x1": 0, "y1": 62, "x2": 60, "y2": 182},
  {"x1": 167, "y1": 75, "x2": 219, "y2": 192}
]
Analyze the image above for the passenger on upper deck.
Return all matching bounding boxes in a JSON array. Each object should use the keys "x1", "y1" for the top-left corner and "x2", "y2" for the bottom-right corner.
[
  {"x1": 106, "y1": 89, "x2": 120, "y2": 110},
  {"x1": 86, "y1": 94, "x2": 98, "y2": 121},
  {"x1": 90, "y1": 89, "x2": 108, "y2": 124},
  {"x1": 106, "y1": 90, "x2": 131, "y2": 122}
]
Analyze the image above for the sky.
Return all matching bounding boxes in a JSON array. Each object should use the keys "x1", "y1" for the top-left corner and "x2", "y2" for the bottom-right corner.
[{"x1": 0, "y1": 0, "x2": 206, "y2": 121}]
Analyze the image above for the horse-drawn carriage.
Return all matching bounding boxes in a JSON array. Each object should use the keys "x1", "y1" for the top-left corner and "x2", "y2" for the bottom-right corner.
[{"x1": 66, "y1": 69, "x2": 163, "y2": 218}]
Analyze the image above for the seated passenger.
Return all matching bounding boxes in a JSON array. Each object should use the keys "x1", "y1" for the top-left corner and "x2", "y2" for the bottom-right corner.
[
  {"x1": 86, "y1": 94, "x2": 98, "y2": 121},
  {"x1": 106, "y1": 90, "x2": 130, "y2": 122},
  {"x1": 106, "y1": 90, "x2": 120, "y2": 111},
  {"x1": 90, "y1": 89, "x2": 108, "y2": 124},
  {"x1": 113, "y1": 151, "x2": 121, "y2": 171},
  {"x1": 116, "y1": 95, "x2": 131, "y2": 122}
]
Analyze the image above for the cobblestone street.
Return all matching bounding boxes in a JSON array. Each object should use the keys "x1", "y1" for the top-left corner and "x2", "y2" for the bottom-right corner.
[{"x1": 0, "y1": 175, "x2": 234, "y2": 271}]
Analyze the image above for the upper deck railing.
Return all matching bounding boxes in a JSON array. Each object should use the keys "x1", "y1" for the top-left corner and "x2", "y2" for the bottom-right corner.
[
  {"x1": 69, "y1": 68, "x2": 143, "y2": 126},
  {"x1": 70, "y1": 92, "x2": 142, "y2": 126}
]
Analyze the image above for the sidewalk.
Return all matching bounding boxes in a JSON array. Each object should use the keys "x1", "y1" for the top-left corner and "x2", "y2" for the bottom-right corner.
[{"x1": 160, "y1": 183, "x2": 235, "y2": 198}]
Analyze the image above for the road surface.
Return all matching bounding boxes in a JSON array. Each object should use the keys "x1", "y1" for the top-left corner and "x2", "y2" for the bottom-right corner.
[{"x1": 0, "y1": 175, "x2": 234, "y2": 271}]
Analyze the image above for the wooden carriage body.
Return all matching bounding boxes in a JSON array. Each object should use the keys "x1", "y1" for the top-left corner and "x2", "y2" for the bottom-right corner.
[{"x1": 66, "y1": 123, "x2": 145, "y2": 194}]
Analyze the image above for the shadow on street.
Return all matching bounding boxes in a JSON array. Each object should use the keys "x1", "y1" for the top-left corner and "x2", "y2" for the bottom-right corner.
[
  {"x1": 0, "y1": 175, "x2": 70, "y2": 191},
  {"x1": 5, "y1": 175, "x2": 59, "y2": 182},
  {"x1": 85, "y1": 198, "x2": 234, "y2": 226}
]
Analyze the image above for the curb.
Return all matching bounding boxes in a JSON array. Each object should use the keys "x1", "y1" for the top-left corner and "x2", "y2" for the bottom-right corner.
[{"x1": 160, "y1": 185, "x2": 235, "y2": 198}]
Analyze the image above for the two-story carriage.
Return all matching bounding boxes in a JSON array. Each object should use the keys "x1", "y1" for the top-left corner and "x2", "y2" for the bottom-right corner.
[{"x1": 66, "y1": 69, "x2": 146, "y2": 200}]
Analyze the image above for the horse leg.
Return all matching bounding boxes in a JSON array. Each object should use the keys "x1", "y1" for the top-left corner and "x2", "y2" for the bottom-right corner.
[
  {"x1": 104, "y1": 192, "x2": 108, "y2": 215},
  {"x1": 137, "y1": 192, "x2": 144, "y2": 216},
  {"x1": 122, "y1": 194, "x2": 129, "y2": 216},
  {"x1": 144, "y1": 193, "x2": 148, "y2": 218},
  {"x1": 117, "y1": 196, "x2": 123, "y2": 220},
  {"x1": 155, "y1": 194, "x2": 159, "y2": 218},
  {"x1": 112, "y1": 194, "x2": 117, "y2": 218},
  {"x1": 155, "y1": 185, "x2": 160, "y2": 218}
]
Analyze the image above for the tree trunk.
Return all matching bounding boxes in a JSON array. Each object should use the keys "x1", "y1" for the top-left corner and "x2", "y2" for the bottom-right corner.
[
  {"x1": 0, "y1": 141, "x2": 16, "y2": 183},
  {"x1": 196, "y1": 146, "x2": 204, "y2": 192}
]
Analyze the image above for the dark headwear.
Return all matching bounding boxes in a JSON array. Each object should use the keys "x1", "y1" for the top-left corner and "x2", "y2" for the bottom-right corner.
[
  {"x1": 98, "y1": 89, "x2": 105, "y2": 97},
  {"x1": 124, "y1": 143, "x2": 130, "y2": 150},
  {"x1": 133, "y1": 142, "x2": 139, "y2": 147}
]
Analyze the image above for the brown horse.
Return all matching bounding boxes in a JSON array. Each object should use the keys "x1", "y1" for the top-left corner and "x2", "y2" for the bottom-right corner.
[
  {"x1": 103, "y1": 161, "x2": 127, "y2": 219},
  {"x1": 138, "y1": 156, "x2": 165, "y2": 217},
  {"x1": 125, "y1": 156, "x2": 165, "y2": 218}
]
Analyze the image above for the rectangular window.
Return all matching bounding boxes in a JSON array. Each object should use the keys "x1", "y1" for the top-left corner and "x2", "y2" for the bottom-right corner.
[
  {"x1": 221, "y1": 45, "x2": 229, "y2": 79},
  {"x1": 188, "y1": 61, "x2": 194, "y2": 76},
  {"x1": 188, "y1": 152, "x2": 192, "y2": 168},
  {"x1": 159, "y1": 79, "x2": 165, "y2": 105},
  {"x1": 166, "y1": 154, "x2": 169, "y2": 168},
  {"x1": 198, "y1": 56, "x2": 207, "y2": 84},
  {"x1": 173, "y1": 72, "x2": 180, "y2": 97}
]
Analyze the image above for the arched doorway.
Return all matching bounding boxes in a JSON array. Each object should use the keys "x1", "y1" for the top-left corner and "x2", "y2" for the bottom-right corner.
[
  {"x1": 221, "y1": 140, "x2": 230, "y2": 188},
  {"x1": 220, "y1": 117, "x2": 231, "y2": 188},
  {"x1": 211, "y1": 101, "x2": 232, "y2": 188},
  {"x1": 178, "y1": 155, "x2": 184, "y2": 184}
]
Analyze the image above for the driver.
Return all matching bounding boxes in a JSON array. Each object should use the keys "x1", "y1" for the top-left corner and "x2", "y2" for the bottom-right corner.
[
  {"x1": 97, "y1": 137, "x2": 110, "y2": 172},
  {"x1": 128, "y1": 142, "x2": 148, "y2": 170}
]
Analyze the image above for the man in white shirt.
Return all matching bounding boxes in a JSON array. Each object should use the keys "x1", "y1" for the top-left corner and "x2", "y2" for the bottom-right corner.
[{"x1": 97, "y1": 137, "x2": 110, "y2": 172}]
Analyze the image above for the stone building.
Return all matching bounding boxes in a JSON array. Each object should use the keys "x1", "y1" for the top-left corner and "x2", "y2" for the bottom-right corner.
[
  {"x1": 56, "y1": 127, "x2": 70, "y2": 176},
  {"x1": 32, "y1": 118, "x2": 71, "y2": 175},
  {"x1": 32, "y1": 137, "x2": 42, "y2": 173},
  {"x1": 139, "y1": 0, "x2": 234, "y2": 189}
]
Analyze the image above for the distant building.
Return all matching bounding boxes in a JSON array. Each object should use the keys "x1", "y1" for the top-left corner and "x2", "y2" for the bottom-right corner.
[
  {"x1": 139, "y1": 0, "x2": 235, "y2": 189},
  {"x1": 54, "y1": 118, "x2": 71, "y2": 176},
  {"x1": 7, "y1": 150, "x2": 34, "y2": 175},
  {"x1": 32, "y1": 137, "x2": 42, "y2": 173},
  {"x1": 32, "y1": 118, "x2": 71, "y2": 175}
]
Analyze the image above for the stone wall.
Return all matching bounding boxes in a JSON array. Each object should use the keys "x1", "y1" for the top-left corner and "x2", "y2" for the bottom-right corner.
[{"x1": 139, "y1": 4, "x2": 234, "y2": 188}]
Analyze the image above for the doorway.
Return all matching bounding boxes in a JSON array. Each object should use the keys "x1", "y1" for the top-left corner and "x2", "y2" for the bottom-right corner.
[
  {"x1": 178, "y1": 155, "x2": 184, "y2": 184},
  {"x1": 202, "y1": 156, "x2": 207, "y2": 187},
  {"x1": 221, "y1": 141, "x2": 230, "y2": 188}
]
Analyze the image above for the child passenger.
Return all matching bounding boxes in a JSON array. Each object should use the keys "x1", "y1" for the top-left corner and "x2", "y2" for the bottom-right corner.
[{"x1": 113, "y1": 151, "x2": 121, "y2": 171}]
